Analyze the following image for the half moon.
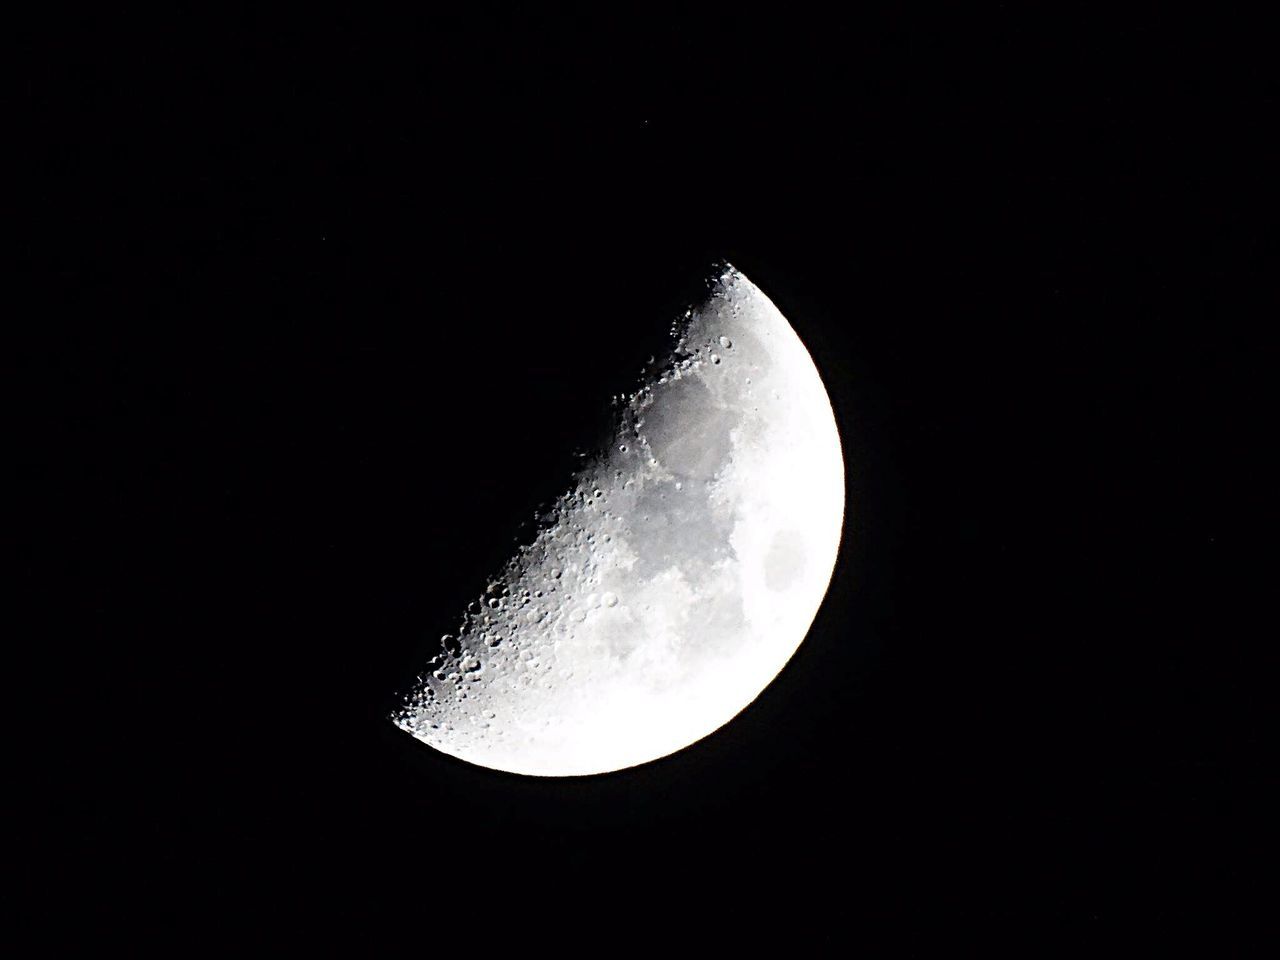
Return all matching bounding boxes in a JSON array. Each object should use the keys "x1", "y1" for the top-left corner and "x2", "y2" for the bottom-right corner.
[{"x1": 393, "y1": 264, "x2": 845, "y2": 776}]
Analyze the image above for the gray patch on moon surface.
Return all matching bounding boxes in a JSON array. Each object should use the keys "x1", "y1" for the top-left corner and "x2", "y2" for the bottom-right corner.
[
  {"x1": 765, "y1": 529, "x2": 807, "y2": 591},
  {"x1": 628, "y1": 476, "x2": 734, "y2": 581},
  {"x1": 641, "y1": 375, "x2": 737, "y2": 482}
]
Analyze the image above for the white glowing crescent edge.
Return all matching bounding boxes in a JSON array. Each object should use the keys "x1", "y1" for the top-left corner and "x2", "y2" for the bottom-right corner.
[{"x1": 393, "y1": 264, "x2": 845, "y2": 776}]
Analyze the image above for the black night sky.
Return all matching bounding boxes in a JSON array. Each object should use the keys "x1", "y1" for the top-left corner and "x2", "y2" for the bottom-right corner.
[{"x1": 20, "y1": 9, "x2": 1271, "y2": 950}]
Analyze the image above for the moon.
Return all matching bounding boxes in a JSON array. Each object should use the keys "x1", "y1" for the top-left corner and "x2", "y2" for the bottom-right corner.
[{"x1": 393, "y1": 264, "x2": 845, "y2": 776}]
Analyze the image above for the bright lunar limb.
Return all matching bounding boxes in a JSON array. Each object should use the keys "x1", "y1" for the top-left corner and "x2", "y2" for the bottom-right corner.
[{"x1": 393, "y1": 264, "x2": 845, "y2": 776}]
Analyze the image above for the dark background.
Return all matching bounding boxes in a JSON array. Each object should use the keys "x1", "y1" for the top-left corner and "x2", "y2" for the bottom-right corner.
[{"x1": 20, "y1": 8, "x2": 1272, "y2": 948}]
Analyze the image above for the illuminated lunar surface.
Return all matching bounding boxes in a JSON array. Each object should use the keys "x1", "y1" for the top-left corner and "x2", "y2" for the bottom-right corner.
[{"x1": 392, "y1": 264, "x2": 845, "y2": 776}]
